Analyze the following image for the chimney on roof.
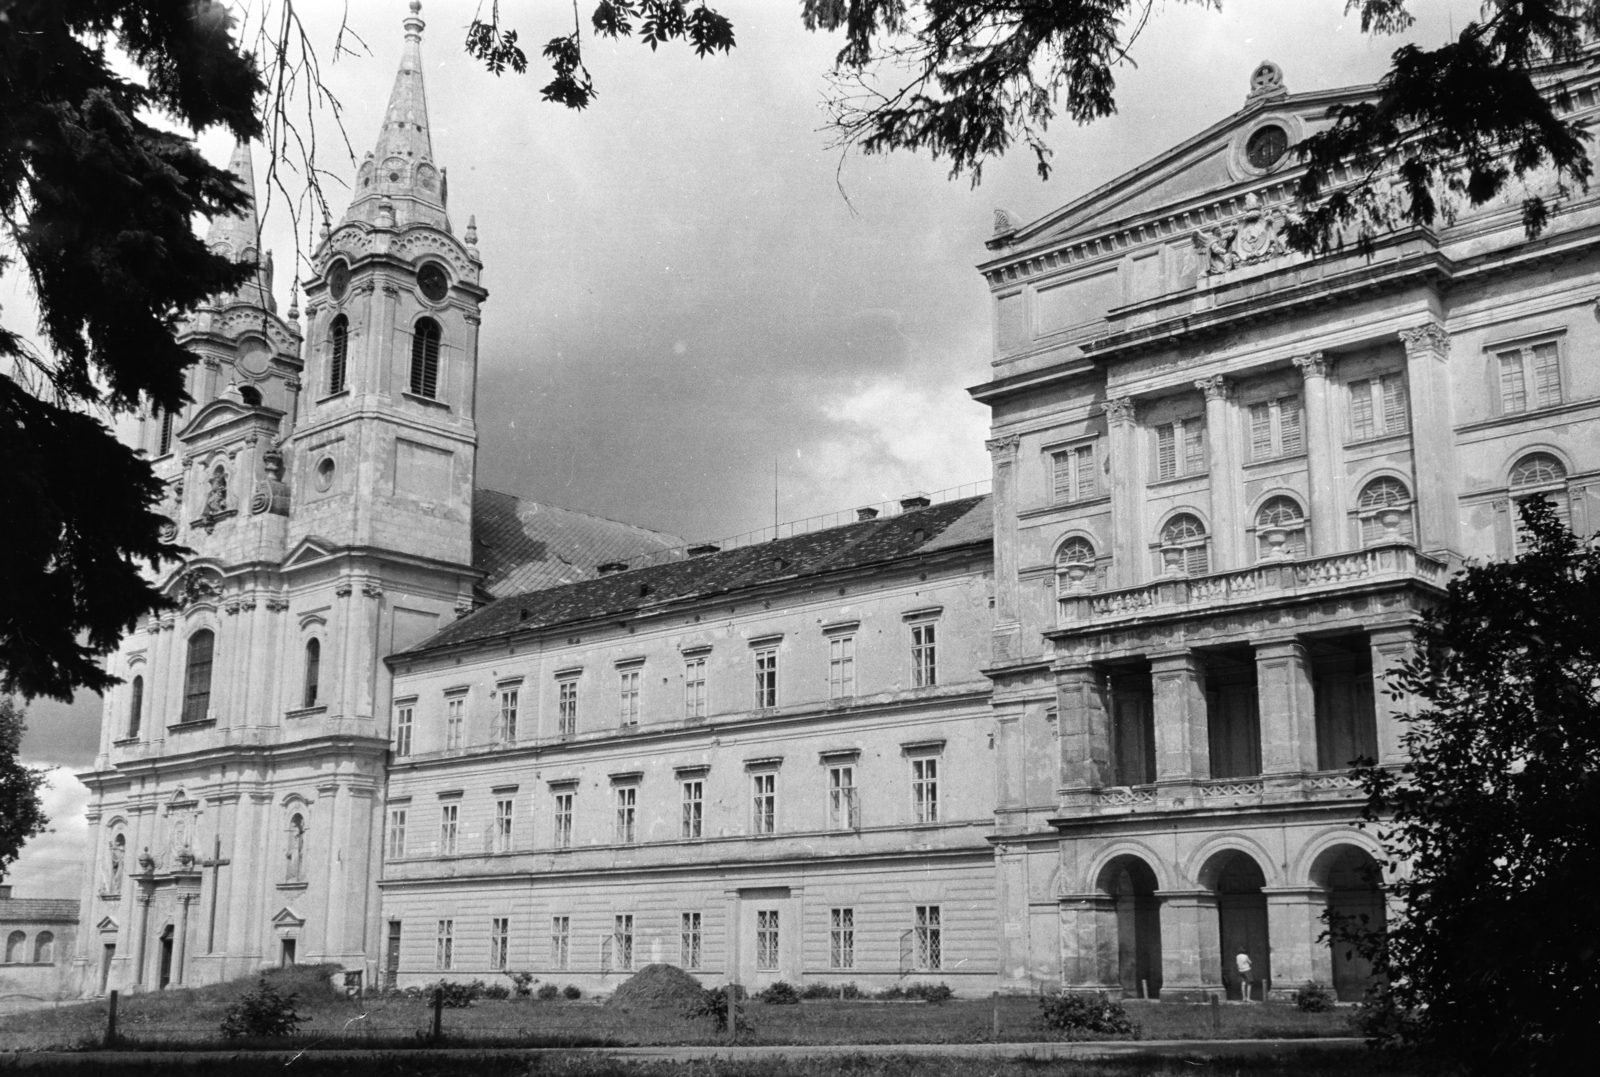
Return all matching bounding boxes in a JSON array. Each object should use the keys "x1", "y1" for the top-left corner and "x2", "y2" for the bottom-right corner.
[
  {"x1": 856, "y1": 507, "x2": 879, "y2": 521},
  {"x1": 0, "y1": 884, "x2": 10, "y2": 899},
  {"x1": 596, "y1": 561, "x2": 629, "y2": 574},
  {"x1": 899, "y1": 493, "x2": 931, "y2": 511},
  {"x1": 687, "y1": 543, "x2": 719, "y2": 557}
]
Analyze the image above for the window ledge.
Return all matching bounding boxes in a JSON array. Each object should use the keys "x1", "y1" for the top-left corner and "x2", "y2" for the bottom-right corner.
[
  {"x1": 316, "y1": 388, "x2": 351, "y2": 405},
  {"x1": 1146, "y1": 471, "x2": 1209, "y2": 489},
  {"x1": 1456, "y1": 395, "x2": 1596, "y2": 434},
  {"x1": 112, "y1": 737, "x2": 141, "y2": 747},
  {"x1": 401, "y1": 391, "x2": 450, "y2": 411},
  {"x1": 168, "y1": 719, "x2": 215, "y2": 731},
  {"x1": 1242, "y1": 451, "x2": 1308, "y2": 471},
  {"x1": 276, "y1": 881, "x2": 308, "y2": 892},
  {"x1": 285, "y1": 705, "x2": 327, "y2": 719},
  {"x1": 1018, "y1": 494, "x2": 1112, "y2": 520},
  {"x1": 1343, "y1": 430, "x2": 1410, "y2": 451}
]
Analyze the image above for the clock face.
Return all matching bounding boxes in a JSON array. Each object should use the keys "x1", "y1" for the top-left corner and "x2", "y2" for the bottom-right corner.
[
  {"x1": 326, "y1": 260, "x2": 350, "y2": 301},
  {"x1": 417, "y1": 262, "x2": 449, "y2": 303},
  {"x1": 1246, "y1": 125, "x2": 1288, "y2": 170}
]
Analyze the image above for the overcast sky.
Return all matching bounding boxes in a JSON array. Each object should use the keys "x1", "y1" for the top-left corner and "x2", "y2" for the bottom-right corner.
[{"x1": 7, "y1": 0, "x2": 1477, "y2": 892}]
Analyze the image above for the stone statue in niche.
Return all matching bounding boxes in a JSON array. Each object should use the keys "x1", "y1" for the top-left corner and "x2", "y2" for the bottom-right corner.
[
  {"x1": 1192, "y1": 194, "x2": 1289, "y2": 276},
  {"x1": 203, "y1": 466, "x2": 228, "y2": 516},
  {"x1": 251, "y1": 450, "x2": 292, "y2": 516},
  {"x1": 108, "y1": 837, "x2": 125, "y2": 891},
  {"x1": 178, "y1": 570, "x2": 220, "y2": 607}
]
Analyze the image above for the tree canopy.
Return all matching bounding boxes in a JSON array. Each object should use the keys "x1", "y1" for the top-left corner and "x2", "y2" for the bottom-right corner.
[
  {"x1": 0, "y1": 697, "x2": 48, "y2": 878},
  {"x1": 1353, "y1": 499, "x2": 1600, "y2": 1073}
]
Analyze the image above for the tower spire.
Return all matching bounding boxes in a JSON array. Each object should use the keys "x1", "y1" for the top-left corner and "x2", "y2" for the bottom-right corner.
[
  {"x1": 345, "y1": 1, "x2": 448, "y2": 230},
  {"x1": 203, "y1": 141, "x2": 275, "y2": 312}
]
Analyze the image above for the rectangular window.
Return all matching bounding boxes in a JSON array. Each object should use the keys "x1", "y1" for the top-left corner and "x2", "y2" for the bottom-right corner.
[
  {"x1": 828, "y1": 765, "x2": 858, "y2": 830},
  {"x1": 613, "y1": 914, "x2": 634, "y2": 971},
  {"x1": 912, "y1": 757, "x2": 939, "y2": 823},
  {"x1": 830, "y1": 907, "x2": 854, "y2": 970},
  {"x1": 751, "y1": 772, "x2": 776, "y2": 835},
  {"x1": 498, "y1": 687, "x2": 519, "y2": 743},
  {"x1": 490, "y1": 917, "x2": 509, "y2": 971},
  {"x1": 494, "y1": 798, "x2": 514, "y2": 854},
  {"x1": 553, "y1": 791, "x2": 573, "y2": 849},
  {"x1": 615, "y1": 786, "x2": 637, "y2": 844},
  {"x1": 387, "y1": 808, "x2": 407, "y2": 859},
  {"x1": 439, "y1": 803, "x2": 458, "y2": 856},
  {"x1": 1155, "y1": 418, "x2": 1206, "y2": 480},
  {"x1": 914, "y1": 905, "x2": 941, "y2": 970},
  {"x1": 1349, "y1": 374, "x2": 1409, "y2": 440},
  {"x1": 828, "y1": 635, "x2": 855, "y2": 699},
  {"x1": 754, "y1": 649, "x2": 778, "y2": 708},
  {"x1": 1498, "y1": 342, "x2": 1563, "y2": 413},
  {"x1": 558, "y1": 679, "x2": 579, "y2": 737},
  {"x1": 1247, "y1": 396, "x2": 1303, "y2": 461},
  {"x1": 681, "y1": 779, "x2": 703, "y2": 839},
  {"x1": 618, "y1": 669, "x2": 641, "y2": 728},
  {"x1": 550, "y1": 916, "x2": 569, "y2": 970},
  {"x1": 445, "y1": 695, "x2": 464, "y2": 751},
  {"x1": 756, "y1": 909, "x2": 779, "y2": 970},
  {"x1": 394, "y1": 705, "x2": 413, "y2": 757},
  {"x1": 1051, "y1": 442, "x2": 1099, "y2": 502},
  {"x1": 911, "y1": 622, "x2": 937, "y2": 688},
  {"x1": 681, "y1": 912, "x2": 702, "y2": 970},
  {"x1": 684, "y1": 658, "x2": 708, "y2": 720},
  {"x1": 435, "y1": 919, "x2": 454, "y2": 970}
]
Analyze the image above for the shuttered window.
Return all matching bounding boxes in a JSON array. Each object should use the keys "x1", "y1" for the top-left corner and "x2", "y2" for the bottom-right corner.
[
  {"x1": 1348, "y1": 374, "x2": 1408, "y2": 440},
  {"x1": 328, "y1": 315, "x2": 349, "y2": 393},
  {"x1": 1154, "y1": 418, "x2": 1205, "y2": 480},
  {"x1": 1497, "y1": 342, "x2": 1563, "y2": 414},
  {"x1": 1051, "y1": 442, "x2": 1098, "y2": 502},
  {"x1": 1247, "y1": 396, "x2": 1303, "y2": 461},
  {"x1": 409, "y1": 319, "x2": 442, "y2": 398}
]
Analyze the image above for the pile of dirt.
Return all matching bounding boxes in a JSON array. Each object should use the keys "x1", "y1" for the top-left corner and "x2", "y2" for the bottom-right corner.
[{"x1": 603, "y1": 963, "x2": 706, "y2": 1011}]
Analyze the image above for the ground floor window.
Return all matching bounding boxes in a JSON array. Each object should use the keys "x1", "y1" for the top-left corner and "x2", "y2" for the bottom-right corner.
[
  {"x1": 681, "y1": 912, "x2": 702, "y2": 970},
  {"x1": 435, "y1": 920, "x2": 453, "y2": 970},
  {"x1": 915, "y1": 905, "x2": 941, "y2": 970},
  {"x1": 756, "y1": 909, "x2": 779, "y2": 970},
  {"x1": 490, "y1": 917, "x2": 509, "y2": 971},
  {"x1": 830, "y1": 908, "x2": 854, "y2": 969},
  {"x1": 613, "y1": 914, "x2": 634, "y2": 971},
  {"x1": 551, "y1": 916, "x2": 569, "y2": 970}
]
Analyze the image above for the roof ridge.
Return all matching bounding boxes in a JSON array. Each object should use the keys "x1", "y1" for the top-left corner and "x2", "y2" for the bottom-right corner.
[{"x1": 473, "y1": 486, "x2": 681, "y2": 542}]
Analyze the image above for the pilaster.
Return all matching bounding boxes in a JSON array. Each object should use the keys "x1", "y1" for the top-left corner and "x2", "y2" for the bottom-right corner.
[
  {"x1": 1399, "y1": 324, "x2": 1460, "y2": 558},
  {"x1": 1255, "y1": 639, "x2": 1318, "y2": 777},
  {"x1": 1102, "y1": 397, "x2": 1142, "y2": 588},
  {"x1": 1057, "y1": 894, "x2": 1119, "y2": 990},
  {"x1": 1369, "y1": 624, "x2": 1418, "y2": 765},
  {"x1": 1156, "y1": 890, "x2": 1220, "y2": 998},
  {"x1": 1292, "y1": 353, "x2": 1339, "y2": 555},
  {"x1": 987, "y1": 434, "x2": 1024, "y2": 661},
  {"x1": 1264, "y1": 887, "x2": 1333, "y2": 998},
  {"x1": 1196, "y1": 376, "x2": 1241, "y2": 569},
  {"x1": 1150, "y1": 650, "x2": 1209, "y2": 788},
  {"x1": 1056, "y1": 663, "x2": 1112, "y2": 793}
]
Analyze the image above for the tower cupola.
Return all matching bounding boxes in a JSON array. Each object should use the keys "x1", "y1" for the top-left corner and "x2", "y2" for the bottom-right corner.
[{"x1": 346, "y1": 1, "x2": 448, "y2": 232}]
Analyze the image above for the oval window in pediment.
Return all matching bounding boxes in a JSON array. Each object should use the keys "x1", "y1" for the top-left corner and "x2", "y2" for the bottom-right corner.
[{"x1": 1246, "y1": 125, "x2": 1288, "y2": 170}]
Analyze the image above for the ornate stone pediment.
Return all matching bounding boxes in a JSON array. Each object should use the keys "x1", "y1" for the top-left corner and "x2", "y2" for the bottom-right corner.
[{"x1": 283, "y1": 535, "x2": 337, "y2": 569}]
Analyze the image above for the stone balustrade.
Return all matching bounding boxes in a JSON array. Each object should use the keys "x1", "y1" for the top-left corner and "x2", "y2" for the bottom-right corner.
[{"x1": 1059, "y1": 543, "x2": 1447, "y2": 628}]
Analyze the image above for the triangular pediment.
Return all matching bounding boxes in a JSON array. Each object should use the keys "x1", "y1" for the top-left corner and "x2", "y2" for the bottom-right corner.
[
  {"x1": 97, "y1": 916, "x2": 119, "y2": 932},
  {"x1": 178, "y1": 398, "x2": 282, "y2": 445},
  {"x1": 271, "y1": 906, "x2": 305, "y2": 928},
  {"x1": 283, "y1": 536, "x2": 337, "y2": 569}
]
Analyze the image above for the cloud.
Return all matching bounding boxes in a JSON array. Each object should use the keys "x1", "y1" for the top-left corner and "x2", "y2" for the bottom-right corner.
[{"x1": 5, "y1": 767, "x2": 90, "y2": 900}]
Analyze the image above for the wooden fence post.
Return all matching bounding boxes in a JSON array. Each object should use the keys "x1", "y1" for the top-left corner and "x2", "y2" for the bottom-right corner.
[{"x1": 431, "y1": 987, "x2": 444, "y2": 1044}]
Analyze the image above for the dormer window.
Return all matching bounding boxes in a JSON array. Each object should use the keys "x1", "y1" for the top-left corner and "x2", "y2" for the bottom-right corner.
[{"x1": 409, "y1": 318, "x2": 441, "y2": 398}]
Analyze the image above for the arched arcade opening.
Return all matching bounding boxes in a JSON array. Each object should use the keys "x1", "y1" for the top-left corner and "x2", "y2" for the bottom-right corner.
[
  {"x1": 1096, "y1": 855, "x2": 1163, "y2": 999},
  {"x1": 1201, "y1": 850, "x2": 1271, "y2": 1001}
]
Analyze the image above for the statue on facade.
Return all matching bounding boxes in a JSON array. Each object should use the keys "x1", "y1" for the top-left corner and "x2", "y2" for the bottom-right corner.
[
  {"x1": 203, "y1": 466, "x2": 229, "y2": 516},
  {"x1": 251, "y1": 449, "x2": 291, "y2": 516}
]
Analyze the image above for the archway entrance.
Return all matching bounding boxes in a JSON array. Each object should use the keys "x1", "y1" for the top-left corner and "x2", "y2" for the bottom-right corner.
[
  {"x1": 157, "y1": 925, "x2": 174, "y2": 989},
  {"x1": 1204, "y1": 851, "x2": 1269, "y2": 1000},
  {"x1": 1314, "y1": 845, "x2": 1385, "y2": 1001},
  {"x1": 1097, "y1": 856, "x2": 1163, "y2": 998}
]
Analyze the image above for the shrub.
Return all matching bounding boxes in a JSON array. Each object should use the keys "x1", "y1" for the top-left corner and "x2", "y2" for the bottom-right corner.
[
  {"x1": 420, "y1": 980, "x2": 486, "y2": 1008},
  {"x1": 1037, "y1": 992, "x2": 1139, "y2": 1040},
  {"x1": 686, "y1": 984, "x2": 751, "y2": 1033},
  {"x1": 219, "y1": 977, "x2": 310, "y2": 1039},
  {"x1": 562, "y1": 984, "x2": 582, "y2": 1000},
  {"x1": 1294, "y1": 981, "x2": 1338, "y2": 1013},
  {"x1": 507, "y1": 971, "x2": 536, "y2": 998},
  {"x1": 800, "y1": 981, "x2": 859, "y2": 1000},
  {"x1": 757, "y1": 981, "x2": 801, "y2": 1005},
  {"x1": 481, "y1": 982, "x2": 511, "y2": 1000},
  {"x1": 537, "y1": 983, "x2": 561, "y2": 1001},
  {"x1": 906, "y1": 982, "x2": 954, "y2": 1004}
]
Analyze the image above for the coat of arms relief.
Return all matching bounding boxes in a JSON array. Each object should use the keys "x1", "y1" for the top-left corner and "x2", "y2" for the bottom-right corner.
[{"x1": 1191, "y1": 193, "x2": 1290, "y2": 276}]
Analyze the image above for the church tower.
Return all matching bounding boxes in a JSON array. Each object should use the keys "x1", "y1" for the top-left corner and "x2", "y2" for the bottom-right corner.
[{"x1": 74, "y1": 1, "x2": 484, "y2": 995}]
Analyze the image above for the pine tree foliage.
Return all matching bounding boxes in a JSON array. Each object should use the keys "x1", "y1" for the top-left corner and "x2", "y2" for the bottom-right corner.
[
  {"x1": 0, "y1": 1, "x2": 263, "y2": 700},
  {"x1": 1355, "y1": 498, "x2": 1600, "y2": 1073},
  {"x1": 0, "y1": 697, "x2": 49, "y2": 877}
]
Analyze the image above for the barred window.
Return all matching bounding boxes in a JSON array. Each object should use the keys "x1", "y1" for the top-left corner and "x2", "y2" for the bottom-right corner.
[
  {"x1": 756, "y1": 910, "x2": 779, "y2": 970},
  {"x1": 681, "y1": 912, "x2": 702, "y2": 970},
  {"x1": 830, "y1": 907, "x2": 855, "y2": 970},
  {"x1": 915, "y1": 905, "x2": 942, "y2": 970}
]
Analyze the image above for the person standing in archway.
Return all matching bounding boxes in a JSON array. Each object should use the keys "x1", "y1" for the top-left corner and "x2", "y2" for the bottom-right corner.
[{"x1": 1235, "y1": 951, "x2": 1254, "y2": 1001}]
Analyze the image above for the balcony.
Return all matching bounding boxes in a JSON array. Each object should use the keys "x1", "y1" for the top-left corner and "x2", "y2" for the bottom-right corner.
[{"x1": 1058, "y1": 543, "x2": 1447, "y2": 631}]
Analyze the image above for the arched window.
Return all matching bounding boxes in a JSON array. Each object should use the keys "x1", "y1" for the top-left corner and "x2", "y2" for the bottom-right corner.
[
  {"x1": 108, "y1": 833, "x2": 127, "y2": 892},
  {"x1": 328, "y1": 314, "x2": 349, "y2": 394},
  {"x1": 409, "y1": 318, "x2": 442, "y2": 398},
  {"x1": 181, "y1": 630, "x2": 215, "y2": 724},
  {"x1": 1356, "y1": 477, "x2": 1414, "y2": 546},
  {"x1": 238, "y1": 385, "x2": 263, "y2": 407},
  {"x1": 128, "y1": 675, "x2": 144, "y2": 738},
  {"x1": 1160, "y1": 514, "x2": 1210, "y2": 576},
  {"x1": 1509, "y1": 452, "x2": 1571, "y2": 547},
  {"x1": 1254, "y1": 496, "x2": 1307, "y2": 560},
  {"x1": 4, "y1": 931, "x2": 24, "y2": 964},
  {"x1": 33, "y1": 932, "x2": 54, "y2": 964},
  {"x1": 1056, "y1": 537, "x2": 1098, "y2": 593},
  {"x1": 302, "y1": 639, "x2": 321, "y2": 708},
  {"x1": 157, "y1": 410, "x2": 175, "y2": 456},
  {"x1": 286, "y1": 813, "x2": 306, "y2": 882}
]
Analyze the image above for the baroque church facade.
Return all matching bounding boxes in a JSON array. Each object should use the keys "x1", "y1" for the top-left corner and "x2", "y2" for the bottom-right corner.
[{"x1": 70, "y1": 8, "x2": 1598, "y2": 1002}]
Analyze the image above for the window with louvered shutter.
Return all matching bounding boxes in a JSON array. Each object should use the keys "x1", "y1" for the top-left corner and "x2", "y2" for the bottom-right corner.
[
  {"x1": 1350, "y1": 380, "x2": 1376, "y2": 440},
  {"x1": 1248, "y1": 396, "x2": 1303, "y2": 459},
  {"x1": 1183, "y1": 419, "x2": 1205, "y2": 473},
  {"x1": 1356, "y1": 477, "x2": 1414, "y2": 545},
  {"x1": 1499, "y1": 350, "x2": 1528, "y2": 413},
  {"x1": 1381, "y1": 375, "x2": 1408, "y2": 431},
  {"x1": 328, "y1": 315, "x2": 349, "y2": 393},
  {"x1": 1156, "y1": 424, "x2": 1177, "y2": 479},
  {"x1": 1531, "y1": 342, "x2": 1562, "y2": 408},
  {"x1": 409, "y1": 319, "x2": 442, "y2": 398},
  {"x1": 1278, "y1": 395, "x2": 1303, "y2": 454},
  {"x1": 1255, "y1": 495, "x2": 1307, "y2": 558},
  {"x1": 1249, "y1": 403, "x2": 1274, "y2": 459},
  {"x1": 1075, "y1": 444, "x2": 1096, "y2": 498},
  {"x1": 157, "y1": 410, "x2": 175, "y2": 456},
  {"x1": 1156, "y1": 419, "x2": 1204, "y2": 479},
  {"x1": 1161, "y1": 513, "x2": 1210, "y2": 576},
  {"x1": 1052, "y1": 442, "x2": 1098, "y2": 502}
]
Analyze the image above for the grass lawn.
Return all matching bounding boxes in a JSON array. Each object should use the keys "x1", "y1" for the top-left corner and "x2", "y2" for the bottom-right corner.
[{"x1": 0, "y1": 966, "x2": 1356, "y2": 1052}]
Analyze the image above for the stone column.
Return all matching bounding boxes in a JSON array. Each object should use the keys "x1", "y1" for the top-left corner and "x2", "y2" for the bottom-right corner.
[
  {"x1": 1102, "y1": 397, "x2": 1142, "y2": 588},
  {"x1": 986, "y1": 434, "x2": 1023, "y2": 661},
  {"x1": 1150, "y1": 651, "x2": 1209, "y2": 788},
  {"x1": 1399, "y1": 324, "x2": 1460, "y2": 558},
  {"x1": 1369, "y1": 625, "x2": 1417, "y2": 766},
  {"x1": 1156, "y1": 890, "x2": 1220, "y2": 998},
  {"x1": 1264, "y1": 887, "x2": 1333, "y2": 998},
  {"x1": 1293, "y1": 353, "x2": 1340, "y2": 555},
  {"x1": 1195, "y1": 376, "x2": 1240, "y2": 569},
  {"x1": 1255, "y1": 640, "x2": 1318, "y2": 778},
  {"x1": 132, "y1": 891, "x2": 152, "y2": 989},
  {"x1": 1058, "y1": 895, "x2": 1119, "y2": 990},
  {"x1": 1056, "y1": 663, "x2": 1111, "y2": 793},
  {"x1": 173, "y1": 893, "x2": 194, "y2": 985}
]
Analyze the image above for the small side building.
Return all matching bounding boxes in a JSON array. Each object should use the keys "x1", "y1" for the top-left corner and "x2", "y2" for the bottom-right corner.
[{"x1": 0, "y1": 884, "x2": 79, "y2": 1010}]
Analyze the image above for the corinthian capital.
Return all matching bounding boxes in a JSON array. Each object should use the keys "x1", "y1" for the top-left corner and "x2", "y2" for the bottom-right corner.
[
  {"x1": 1291, "y1": 352, "x2": 1329, "y2": 379},
  {"x1": 1100, "y1": 396, "x2": 1137, "y2": 426},
  {"x1": 1194, "y1": 375, "x2": 1234, "y2": 401},
  {"x1": 1399, "y1": 323, "x2": 1450, "y2": 358},
  {"x1": 985, "y1": 434, "x2": 1021, "y2": 458}
]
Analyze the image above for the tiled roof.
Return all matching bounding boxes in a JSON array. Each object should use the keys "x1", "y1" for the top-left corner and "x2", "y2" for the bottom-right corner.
[
  {"x1": 471, "y1": 488, "x2": 685, "y2": 599},
  {"x1": 412, "y1": 495, "x2": 993, "y2": 656},
  {"x1": 0, "y1": 898, "x2": 78, "y2": 923}
]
